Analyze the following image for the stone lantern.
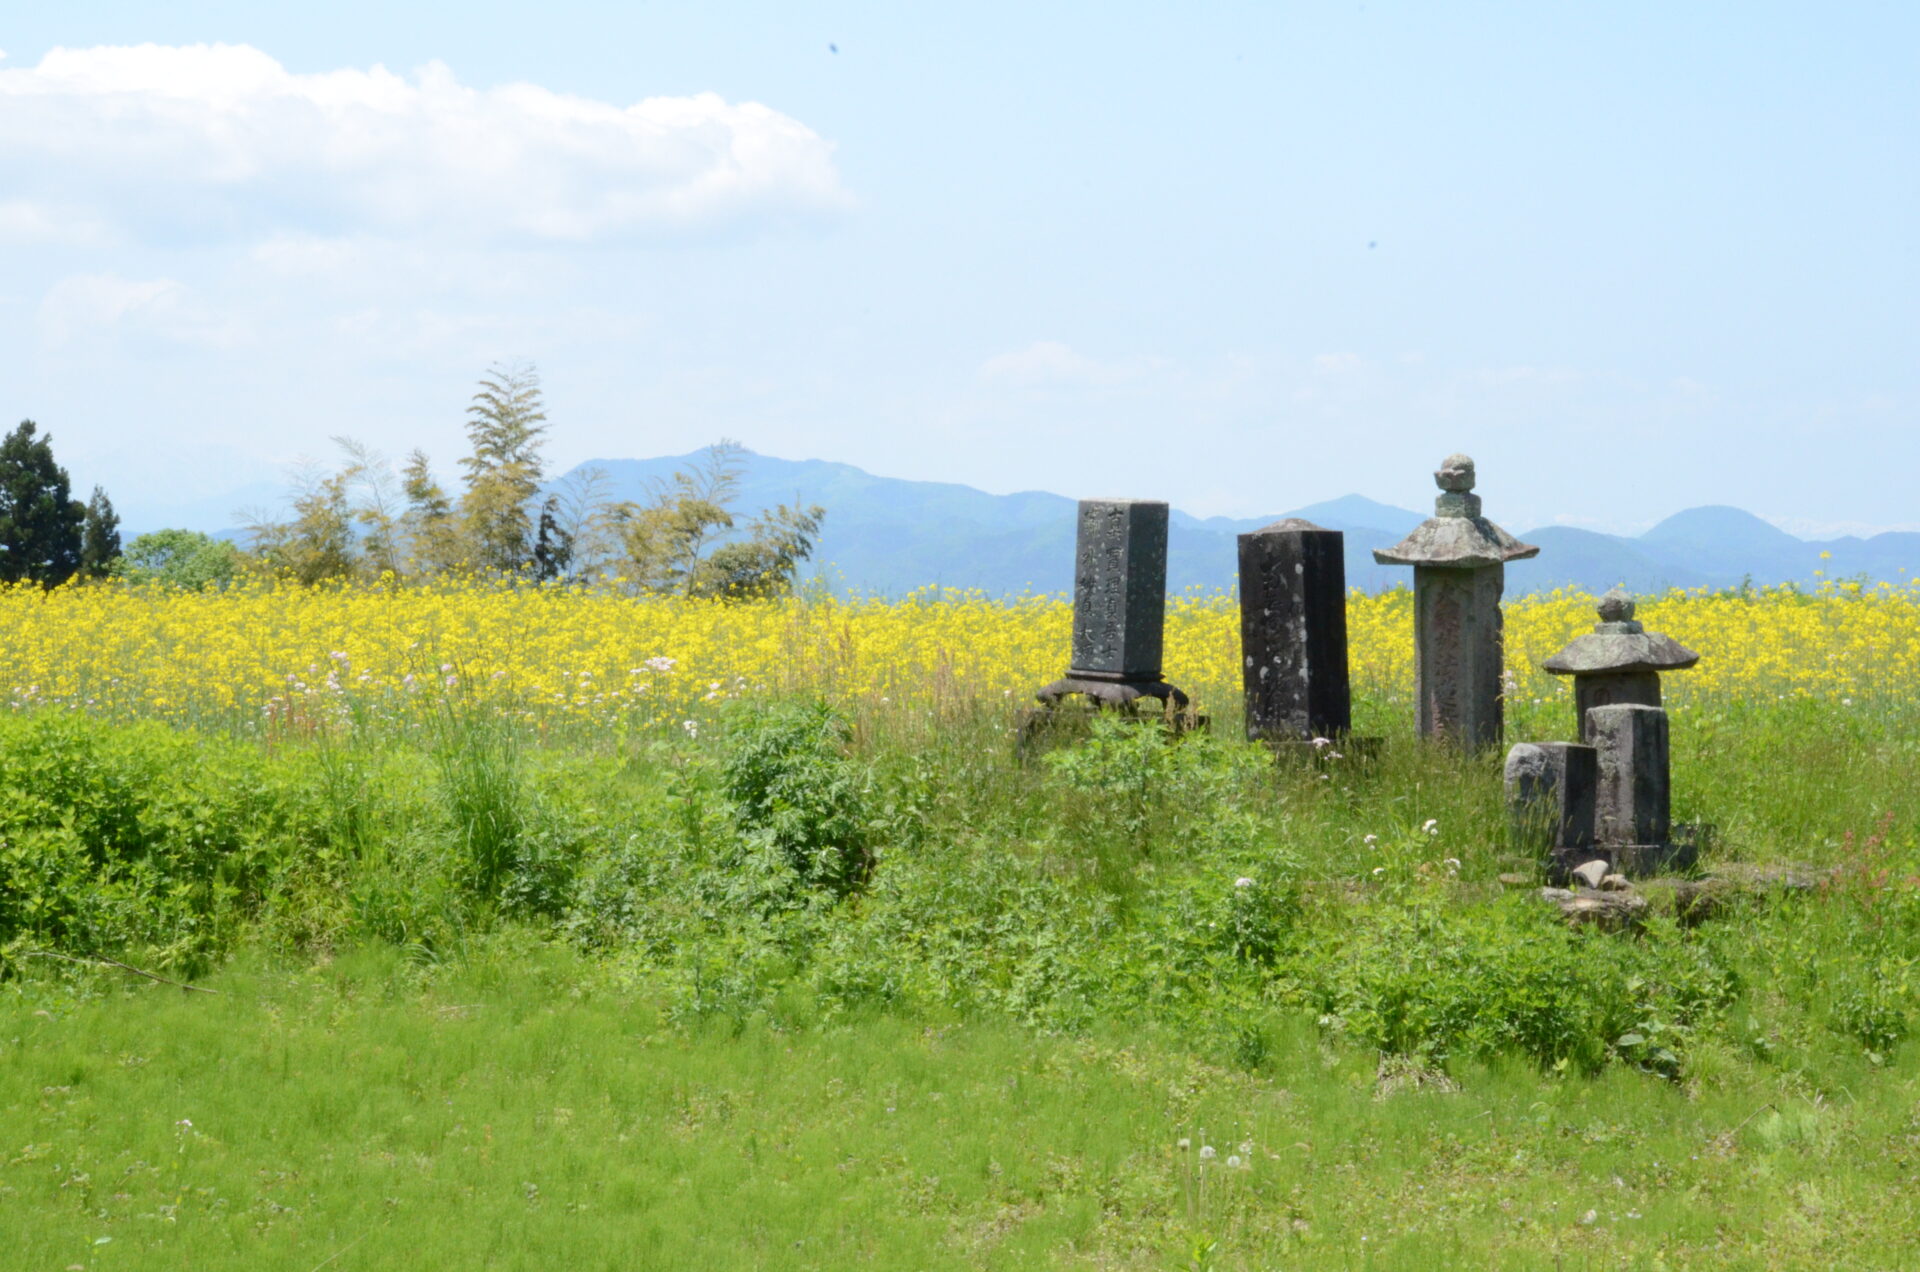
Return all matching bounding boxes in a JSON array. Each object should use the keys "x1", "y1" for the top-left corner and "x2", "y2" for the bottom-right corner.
[
  {"x1": 1373, "y1": 453, "x2": 1538, "y2": 747},
  {"x1": 1540, "y1": 589, "x2": 1698, "y2": 742}
]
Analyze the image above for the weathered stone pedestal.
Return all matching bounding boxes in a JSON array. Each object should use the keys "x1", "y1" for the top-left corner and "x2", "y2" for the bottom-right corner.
[
  {"x1": 1503, "y1": 740, "x2": 1597, "y2": 878},
  {"x1": 1035, "y1": 498, "x2": 1187, "y2": 712},
  {"x1": 1588, "y1": 703, "x2": 1694, "y2": 875},
  {"x1": 1237, "y1": 519, "x2": 1350, "y2": 743},
  {"x1": 1374, "y1": 454, "x2": 1537, "y2": 748}
]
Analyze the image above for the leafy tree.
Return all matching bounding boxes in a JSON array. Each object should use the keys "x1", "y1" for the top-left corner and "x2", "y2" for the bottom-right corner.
[
  {"x1": 117, "y1": 529, "x2": 241, "y2": 590},
  {"x1": 245, "y1": 457, "x2": 354, "y2": 585},
  {"x1": 79, "y1": 486, "x2": 122, "y2": 579},
  {"x1": 615, "y1": 442, "x2": 825, "y2": 599},
  {"x1": 400, "y1": 448, "x2": 462, "y2": 573},
  {"x1": 693, "y1": 501, "x2": 826, "y2": 599},
  {"x1": 459, "y1": 361, "x2": 549, "y2": 573},
  {"x1": 617, "y1": 442, "x2": 743, "y2": 594},
  {"x1": 333, "y1": 439, "x2": 405, "y2": 579},
  {"x1": 0, "y1": 421, "x2": 85, "y2": 588}
]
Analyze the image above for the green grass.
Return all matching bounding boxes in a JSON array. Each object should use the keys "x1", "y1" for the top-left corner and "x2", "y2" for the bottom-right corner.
[
  {"x1": 7, "y1": 940, "x2": 1920, "y2": 1270},
  {"x1": 3, "y1": 690, "x2": 1920, "y2": 1266}
]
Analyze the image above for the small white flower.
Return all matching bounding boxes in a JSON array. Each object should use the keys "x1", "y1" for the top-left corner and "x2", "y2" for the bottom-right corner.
[
  {"x1": 1199, "y1": 1145, "x2": 1216, "y2": 1161},
  {"x1": 1176, "y1": 1137, "x2": 1191, "y2": 1150},
  {"x1": 1423, "y1": 818, "x2": 1439, "y2": 836},
  {"x1": 1235, "y1": 877, "x2": 1254, "y2": 889},
  {"x1": 1364, "y1": 833, "x2": 1378, "y2": 846},
  {"x1": 1227, "y1": 1154, "x2": 1243, "y2": 1168},
  {"x1": 1310, "y1": 736, "x2": 1333, "y2": 749},
  {"x1": 681, "y1": 719, "x2": 699, "y2": 738}
]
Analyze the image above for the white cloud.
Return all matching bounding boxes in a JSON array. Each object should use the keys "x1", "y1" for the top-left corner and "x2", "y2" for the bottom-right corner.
[
  {"x1": 0, "y1": 198, "x2": 113, "y2": 246},
  {"x1": 36, "y1": 272, "x2": 242, "y2": 348},
  {"x1": 0, "y1": 43, "x2": 851, "y2": 244},
  {"x1": 977, "y1": 340, "x2": 1162, "y2": 387}
]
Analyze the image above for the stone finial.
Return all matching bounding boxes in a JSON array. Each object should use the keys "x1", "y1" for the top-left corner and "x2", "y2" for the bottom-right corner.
[
  {"x1": 1435, "y1": 453, "x2": 1476, "y2": 492},
  {"x1": 1596, "y1": 588, "x2": 1636, "y2": 626},
  {"x1": 1373, "y1": 453, "x2": 1538, "y2": 567}
]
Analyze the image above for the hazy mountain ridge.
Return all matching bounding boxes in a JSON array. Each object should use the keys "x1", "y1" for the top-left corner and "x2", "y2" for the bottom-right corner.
[{"x1": 561, "y1": 452, "x2": 1920, "y2": 596}]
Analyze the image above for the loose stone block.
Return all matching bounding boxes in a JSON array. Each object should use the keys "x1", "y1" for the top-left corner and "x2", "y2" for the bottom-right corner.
[
  {"x1": 1373, "y1": 454, "x2": 1537, "y2": 748},
  {"x1": 1069, "y1": 499, "x2": 1168, "y2": 682},
  {"x1": 1588, "y1": 704, "x2": 1671, "y2": 850},
  {"x1": 1237, "y1": 519, "x2": 1350, "y2": 742},
  {"x1": 1503, "y1": 741, "x2": 1597, "y2": 860}
]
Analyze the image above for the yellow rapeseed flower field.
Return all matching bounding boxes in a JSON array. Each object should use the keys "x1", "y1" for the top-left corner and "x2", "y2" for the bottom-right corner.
[{"x1": 0, "y1": 578, "x2": 1913, "y2": 732}]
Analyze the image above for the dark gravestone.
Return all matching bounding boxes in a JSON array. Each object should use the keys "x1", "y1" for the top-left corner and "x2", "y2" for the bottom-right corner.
[
  {"x1": 1373, "y1": 454, "x2": 1538, "y2": 748},
  {"x1": 1237, "y1": 519, "x2": 1350, "y2": 742},
  {"x1": 1036, "y1": 499, "x2": 1187, "y2": 710}
]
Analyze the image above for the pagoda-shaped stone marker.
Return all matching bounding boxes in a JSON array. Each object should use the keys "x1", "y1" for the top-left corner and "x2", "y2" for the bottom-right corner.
[
  {"x1": 1541, "y1": 589, "x2": 1698, "y2": 741},
  {"x1": 1237, "y1": 519, "x2": 1350, "y2": 742},
  {"x1": 1373, "y1": 454, "x2": 1538, "y2": 747},
  {"x1": 1036, "y1": 499, "x2": 1188, "y2": 711}
]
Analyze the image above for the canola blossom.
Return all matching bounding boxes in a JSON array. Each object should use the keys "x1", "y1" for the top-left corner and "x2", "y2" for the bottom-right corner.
[{"x1": 0, "y1": 578, "x2": 1914, "y2": 733}]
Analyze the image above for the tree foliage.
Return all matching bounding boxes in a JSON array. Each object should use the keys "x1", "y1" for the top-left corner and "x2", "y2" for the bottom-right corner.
[
  {"x1": 117, "y1": 529, "x2": 241, "y2": 590},
  {"x1": 459, "y1": 361, "x2": 549, "y2": 573},
  {"x1": 243, "y1": 364, "x2": 824, "y2": 594},
  {"x1": 80, "y1": 486, "x2": 122, "y2": 579},
  {"x1": 0, "y1": 421, "x2": 86, "y2": 588},
  {"x1": 615, "y1": 441, "x2": 825, "y2": 599}
]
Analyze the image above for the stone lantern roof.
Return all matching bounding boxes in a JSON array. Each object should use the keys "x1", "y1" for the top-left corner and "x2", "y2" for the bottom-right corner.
[
  {"x1": 1541, "y1": 589, "x2": 1700, "y2": 676},
  {"x1": 1372, "y1": 453, "x2": 1540, "y2": 569}
]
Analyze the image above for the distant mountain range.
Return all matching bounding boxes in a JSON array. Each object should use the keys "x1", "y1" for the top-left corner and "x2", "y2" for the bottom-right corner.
[{"x1": 559, "y1": 451, "x2": 1920, "y2": 597}]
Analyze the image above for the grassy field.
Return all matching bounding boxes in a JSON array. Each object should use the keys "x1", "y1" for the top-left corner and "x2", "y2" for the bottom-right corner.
[{"x1": 4, "y1": 582, "x2": 1920, "y2": 1268}]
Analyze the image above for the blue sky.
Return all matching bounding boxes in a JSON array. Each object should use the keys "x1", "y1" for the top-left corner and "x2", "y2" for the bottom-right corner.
[{"x1": 3, "y1": 2, "x2": 1915, "y2": 535}]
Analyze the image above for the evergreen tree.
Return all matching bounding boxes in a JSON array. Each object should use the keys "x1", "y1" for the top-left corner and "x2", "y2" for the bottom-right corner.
[
  {"x1": 79, "y1": 486, "x2": 122, "y2": 579},
  {"x1": 531, "y1": 494, "x2": 573, "y2": 582},
  {"x1": 0, "y1": 421, "x2": 85, "y2": 588},
  {"x1": 459, "y1": 361, "x2": 549, "y2": 573}
]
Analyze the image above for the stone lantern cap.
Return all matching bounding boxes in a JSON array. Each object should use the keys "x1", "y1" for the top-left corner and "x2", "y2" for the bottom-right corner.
[
  {"x1": 1372, "y1": 453, "x2": 1540, "y2": 569},
  {"x1": 1541, "y1": 589, "x2": 1700, "y2": 676}
]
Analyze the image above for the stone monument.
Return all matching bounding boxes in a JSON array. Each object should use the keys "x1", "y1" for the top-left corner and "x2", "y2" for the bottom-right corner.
[
  {"x1": 1237, "y1": 518, "x2": 1350, "y2": 742},
  {"x1": 1035, "y1": 499, "x2": 1188, "y2": 711},
  {"x1": 1503, "y1": 740, "x2": 1597, "y2": 876},
  {"x1": 1586, "y1": 703, "x2": 1692, "y2": 874},
  {"x1": 1541, "y1": 589, "x2": 1698, "y2": 741},
  {"x1": 1373, "y1": 454, "x2": 1538, "y2": 747}
]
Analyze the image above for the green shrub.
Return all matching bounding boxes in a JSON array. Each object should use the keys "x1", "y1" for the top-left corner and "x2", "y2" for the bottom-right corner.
[
  {"x1": 0, "y1": 714, "x2": 274, "y2": 969},
  {"x1": 720, "y1": 701, "x2": 870, "y2": 900},
  {"x1": 1308, "y1": 898, "x2": 1737, "y2": 1075}
]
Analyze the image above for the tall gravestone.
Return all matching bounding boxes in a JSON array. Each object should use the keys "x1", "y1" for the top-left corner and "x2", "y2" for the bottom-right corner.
[
  {"x1": 1237, "y1": 519, "x2": 1350, "y2": 742},
  {"x1": 1035, "y1": 499, "x2": 1188, "y2": 711},
  {"x1": 1373, "y1": 454, "x2": 1538, "y2": 747}
]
